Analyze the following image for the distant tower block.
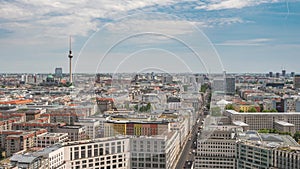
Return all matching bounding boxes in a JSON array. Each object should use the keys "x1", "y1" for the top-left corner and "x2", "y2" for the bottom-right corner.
[
  {"x1": 282, "y1": 69, "x2": 286, "y2": 77},
  {"x1": 68, "y1": 36, "x2": 73, "y2": 84}
]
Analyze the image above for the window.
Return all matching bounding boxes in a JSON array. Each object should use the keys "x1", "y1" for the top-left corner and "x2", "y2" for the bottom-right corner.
[{"x1": 74, "y1": 152, "x2": 79, "y2": 159}]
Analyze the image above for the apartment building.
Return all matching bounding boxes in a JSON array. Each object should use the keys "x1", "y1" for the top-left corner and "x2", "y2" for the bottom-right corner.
[
  {"x1": 5, "y1": 129, "x2": 47, "y2": 157},
  {"x1": 35, "y1": 132, "x2": 69, "y2": 148},
  {"x1": 74, "y1": 119, "x2": 101, "y2": 139},
  {"x1": 104, "y1": 121, "x2": 169, "y2": 138},
  {"x1": 54, "y1": 125, "x2": 86, "y2": 141}
]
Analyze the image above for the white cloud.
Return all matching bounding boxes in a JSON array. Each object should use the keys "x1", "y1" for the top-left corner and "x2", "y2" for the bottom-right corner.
[
  {"x1": 106, "y1": 19, "x2": 196, "y2": 35},
  {"x1": 215, "y1": 38, "x2": 273, "y2": 46},
  {"x1": 0, "y1": 0, "x2": 178, "y2": 40},
  {"x1": 196, "y1": 0, "x2": 279, "y2": 10}
]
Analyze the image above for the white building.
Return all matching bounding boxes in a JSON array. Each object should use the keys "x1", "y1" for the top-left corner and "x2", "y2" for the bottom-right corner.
[
  {"x1": 63, "y1": 136, "x2": 130, "y2": 169},
  {"x1": 225, "y1": 110, "x2": 300, "y2": 131},
  {"x1": 33, "y1": 145, "x2": 66, "y2": 169},
  {"x1": 130, "y1": 132, "x2": 181, "y2": 169},
  {"x1": 75, "y1": 119, "x2": 101, "y2": 139},
  {"x1": 195, "y1": 126, "x2": 241, "y2": 169}
]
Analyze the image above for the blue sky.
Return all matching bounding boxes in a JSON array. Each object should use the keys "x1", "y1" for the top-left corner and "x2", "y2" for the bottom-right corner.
[{"x1": 0, "y1": 0, "x2": 299, "y2": 74}]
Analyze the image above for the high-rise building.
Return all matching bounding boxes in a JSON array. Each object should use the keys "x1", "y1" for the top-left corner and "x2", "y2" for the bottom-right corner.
[
  {"x1": 55, "y1": 68, "x2": 63, "y2": 78},
  {"x1": 212, "y1": 79, "x2": 225, "y2": 92},
  {"x1": 282, "y1": 69, "x2": 286, "y2": 77},
  {"x1": 291, "y1": 72, "x2": 295, "y2": 77},
  {"x1": 294, "y1": 75, "x2": 300, "y2": 88},
  {"x1": 225, "y1": 77, "x2": 236, "y2": 95},
  {"x1": 269, "y1": 72, "x2": 273, "y2": 77},
  {"x1": 275, "y1": 72, "x2": 280, "y2": 78}
]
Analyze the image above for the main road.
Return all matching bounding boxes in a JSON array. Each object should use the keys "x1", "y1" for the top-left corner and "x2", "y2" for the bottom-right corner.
[{"x1": 175, "y1": 114, "x2": 205, "y2": 169}]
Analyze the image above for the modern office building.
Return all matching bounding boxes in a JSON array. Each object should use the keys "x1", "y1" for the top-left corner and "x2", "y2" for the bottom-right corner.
[
  {"x1": 33, "y1": 144, "x2": 66, "y2": 169},
  {"x1": 282, "y1": 69, "x2": 286, "y2": 77},
  {"x1": 63, "y1": 137, "x2": 130, "y2": 169},
  {"x1": 195, "y1": 126, "x2": 240, "y2": 169},
  {"x1": 130, "y1": 132, "x2": 181, "y2": 169},
  {"x1": 225, "y1": 77, "x2": 236, "y2": 95},
  {"x1": 269, "y1": 72, "x2": 273, "y2": 77},
  {"x1": 55, "y1": 68, "x2": 63, "y2": 78},
  {"x1": 212, "y1": 79, "x2": 225, "y2": 92},
  {"x1": 225, "y1": 110, "x2": 300, "y2": 131},
  {"x1": 236, "y1": 131, "x2": 300, "y2": 169},
  {"x1": 236, "y1": 131, "x2": 274, "y2": 168}
]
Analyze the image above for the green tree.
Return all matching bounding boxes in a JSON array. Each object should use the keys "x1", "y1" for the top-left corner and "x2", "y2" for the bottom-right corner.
[
  {"x1": 200, "y1": 83, "x2": 210, "y2": 93},
  {"x1": 294, "y1": 131, "x2": 300, "y2": 143},
  {"x1": 146, "y1": 103, "x2": 151, "y2": 111},
  {"x1": 248, "y1": 107, "x2": 257, "y2": 112},
  {"x1": 258, "y1": 129, "x2": 270, "y2": 133},
  {"x1": 263, "y1": 109, "x2": 278, "y2": 112},
  {"x1": 134, "y1": 105, "x2": 138, "y2": 111},
  {"x1": 225, "y1": 104, "x2": 235, "y2": 110}
]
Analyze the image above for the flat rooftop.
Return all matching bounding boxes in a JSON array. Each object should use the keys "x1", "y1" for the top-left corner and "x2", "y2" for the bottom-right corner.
[
  {"x1": 226, "y1": 109, "x2": 300, "y2": 115},
  {"x1": 233, "y1": 121, "x2": 249, "y2": 127},
  {"x1": 274, "y1": 121, "x2": 295, "y2": 127}
]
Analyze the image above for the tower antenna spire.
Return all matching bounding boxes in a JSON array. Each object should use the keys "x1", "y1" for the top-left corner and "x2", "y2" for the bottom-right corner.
[
  {"x1": 69, "y1": 36, "x2": 72, "y2": 51},
  {"x1": 68, "y1": 36, "x2": 73, "y2": 84}
]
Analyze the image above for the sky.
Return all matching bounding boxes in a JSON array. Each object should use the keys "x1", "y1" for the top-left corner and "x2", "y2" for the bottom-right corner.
[{"x1": 0, "y1": 0, "x2": 299, "y2": 74}]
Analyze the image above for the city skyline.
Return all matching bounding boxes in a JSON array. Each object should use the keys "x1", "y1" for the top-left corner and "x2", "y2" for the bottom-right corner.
[{"x1": 0, "y1": 0, "x2": 300, "y2": 73}]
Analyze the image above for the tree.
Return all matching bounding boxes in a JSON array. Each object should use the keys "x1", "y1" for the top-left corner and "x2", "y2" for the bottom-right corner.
[
  {"x1": 262, "y1": 109, "x2": 278, "y2": 112},
  {"x1": 146, "y1": 103, "x2": 151, "y2": 111},
  {"x1": 248, "y1": 107, "x2": 257, "y2": 112},
  {"x1": 270, "y1": 109, "x2": 278, "y2": 112},
  {"x1": 134, "y1": 105, "x2": 138, "y2": 111},
  {"x1": 225, "y1": 104, "x2": 234, "y2": 110},
  {"x1": 200, "y1": 83, "x2": 210, "y2": 93},
  {"x1": 294, "y1": 131, "x2": 300, "y2": 143}
]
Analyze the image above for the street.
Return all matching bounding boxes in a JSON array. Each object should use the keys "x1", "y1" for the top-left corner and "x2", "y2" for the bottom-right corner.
[{"x1": 175, "y1": 114, "x2": 205, "y2": 169}]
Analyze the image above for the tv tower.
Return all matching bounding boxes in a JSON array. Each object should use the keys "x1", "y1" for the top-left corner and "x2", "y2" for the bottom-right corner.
[{"x1": 68, "y1": 36, "x2": 73, "y2": 84}]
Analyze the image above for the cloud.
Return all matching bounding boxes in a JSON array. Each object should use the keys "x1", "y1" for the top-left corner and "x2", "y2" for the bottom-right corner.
[
  {"x1": 105, "y1": 19, "x2": 196, "y2": 35},
  {"x1": 215, "y1": 38, "x2": 274, "y2": 46},
  {"x1": 196, "y1": 0, "x2": 280, "y2": 11},
  {"x1": 0, "y1": 0, "x2": 180, "y2": 40}
]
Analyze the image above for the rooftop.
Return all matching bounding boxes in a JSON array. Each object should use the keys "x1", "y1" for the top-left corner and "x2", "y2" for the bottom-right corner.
[
  {"x1": 226, "y1": 109, "x2": 300, "y2": 115},
  {"x1": 274, "y1": 121, "x2": 295, "y2": 126},
  {"x1": 10, "y1": 154, "x2": 39, "y2": 164},
  {"x1": 232, "y1": 121, "x2": 249, "y2": 127}
]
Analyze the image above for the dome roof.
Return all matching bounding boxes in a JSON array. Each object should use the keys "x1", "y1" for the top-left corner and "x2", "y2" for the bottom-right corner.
[{"x1": 47, "y1": 74, "x2": 54, "y2": 79}]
